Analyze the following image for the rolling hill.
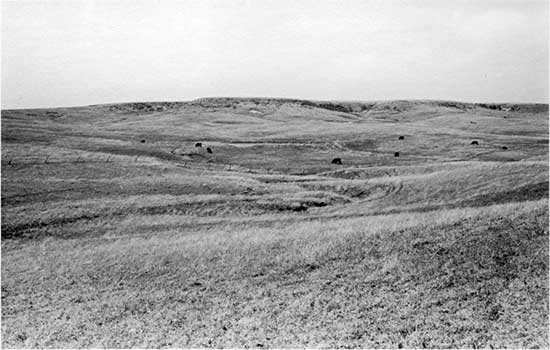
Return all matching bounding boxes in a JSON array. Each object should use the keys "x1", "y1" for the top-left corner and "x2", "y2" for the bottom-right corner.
[{"x1": 1, "y1": 98, "x2": 548, "y2": 348}]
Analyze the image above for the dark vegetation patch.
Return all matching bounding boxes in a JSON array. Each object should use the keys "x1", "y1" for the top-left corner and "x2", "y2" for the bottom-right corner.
[
  {"x1": 1, "y1": 214, "x2": 104, "y2": 239},
  {"x1": 105, "y1": 102, "x2": 187, "y2": 114},
  {"x1": 212, "y1": 120, "x2": 247, "y2": 124},
  {"x1": 461, "y1": 181, "x2": 549, "y2": 207},
  {"x1": 342, "y1": 139, "x2": 377, "y2": 151},
  {"x1": 436, "y1": 101, "x2": 470, "y2": 110},
  {"x1": 1, "y1": 126, "x2": 66, "y2": 143},
  {"x1": 1, "y1": 132, "x2": 53, "y2": 144},
  {"x1": 476, "y1": 103, "x2": 548, "y2": 113},
  {"x1": 377, "y1": 182, "x2": 549, "y2": 216},
  {"x1": 1, "y1": 196, "x2": 338, "y2": 240},
  {"x1": 314, "y1": 103, "x2": 354, "y2": 113},
  {"x1": 477, "y1": 103, "x2": 504, "y2": 111},
  {"x1": 0, "y1": 180, "x2": 248, "y2": 207}
]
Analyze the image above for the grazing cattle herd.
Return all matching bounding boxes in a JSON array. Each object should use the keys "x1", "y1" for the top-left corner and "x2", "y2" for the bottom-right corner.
[{"x1": 161, "y1": 136, "x2": 507, "y2": 166}]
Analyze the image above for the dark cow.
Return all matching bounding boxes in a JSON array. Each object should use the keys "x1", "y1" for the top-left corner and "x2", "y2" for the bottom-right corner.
[
  {"x1": 206, "y1": 147, "x2": 213, "y2": 154},
  {"x1": 140, "y1": 139, "x2": 146, "y2": 143},
  {"x1": 331, "y1": 158, "x2": 342, "y2": 165},
  {"x1": 471, "y1": 141, "x2": 479, "y2": 145},
  {"x1": 398, "y1": 136, "x2": 405, "y2": 140},
  {"x1": 394, "y1": 152, "x2": 400, "y2": 157},
  {"x1": 195, "y1": 142, "x2": 202, "y2": 147},
  {"x1": 502, "y1": 146, "x2": 508, "y2": 150}
]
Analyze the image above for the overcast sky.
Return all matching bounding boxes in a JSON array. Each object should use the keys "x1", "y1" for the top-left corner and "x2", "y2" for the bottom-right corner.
[{"x1": 1, "y1": 0, "x2": 548, "y2": 109}]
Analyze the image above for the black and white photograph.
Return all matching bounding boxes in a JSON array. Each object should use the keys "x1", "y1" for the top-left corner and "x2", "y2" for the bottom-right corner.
[{"x1": 1, "y1": 0, "x2": 548, "y2": 348}]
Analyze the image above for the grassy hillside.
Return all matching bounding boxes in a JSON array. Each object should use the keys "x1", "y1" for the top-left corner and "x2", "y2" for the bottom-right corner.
[{"x1": 1, "y1": 98, "x2": 548, "y2": 348}]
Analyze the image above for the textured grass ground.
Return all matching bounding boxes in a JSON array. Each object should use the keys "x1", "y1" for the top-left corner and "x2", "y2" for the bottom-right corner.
[{"x1": 1, "y1": 98, "x2": 548, "y2": 348}]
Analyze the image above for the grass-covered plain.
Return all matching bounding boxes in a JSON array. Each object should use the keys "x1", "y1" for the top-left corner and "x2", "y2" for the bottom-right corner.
[{"x1": 1, "y1": 98, "x2": 548, "y2": 348}]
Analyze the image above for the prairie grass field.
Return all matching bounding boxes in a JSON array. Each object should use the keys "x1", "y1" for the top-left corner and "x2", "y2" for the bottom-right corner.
[{"x1": 1, "y1": 98, "x2": 549, "y2": 348}]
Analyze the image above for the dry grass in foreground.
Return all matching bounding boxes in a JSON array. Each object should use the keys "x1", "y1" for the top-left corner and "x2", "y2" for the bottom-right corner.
[{"x1": 2, "y1": 200, "x2": 548, "y2": 348}]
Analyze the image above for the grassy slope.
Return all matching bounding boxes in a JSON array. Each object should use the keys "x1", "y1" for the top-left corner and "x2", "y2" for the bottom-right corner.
[{"x1": 1, "y1": 99, "x2": 548, "y2": 348}]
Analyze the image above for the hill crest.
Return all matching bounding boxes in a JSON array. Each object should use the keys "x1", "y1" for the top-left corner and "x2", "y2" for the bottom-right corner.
[{"x1": 3, "y1": 98, "x2": 548, "y2": 114}]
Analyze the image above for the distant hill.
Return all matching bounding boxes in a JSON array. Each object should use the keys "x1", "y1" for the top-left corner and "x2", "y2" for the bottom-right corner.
[{"x1": 3, "y1": 98, "x2": 548, "y2": 114}]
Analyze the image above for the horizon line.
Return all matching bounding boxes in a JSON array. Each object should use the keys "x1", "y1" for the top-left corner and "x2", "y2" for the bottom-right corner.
[{"x1": 1, "y1": 96, "x2": 549, "y2": 111}]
